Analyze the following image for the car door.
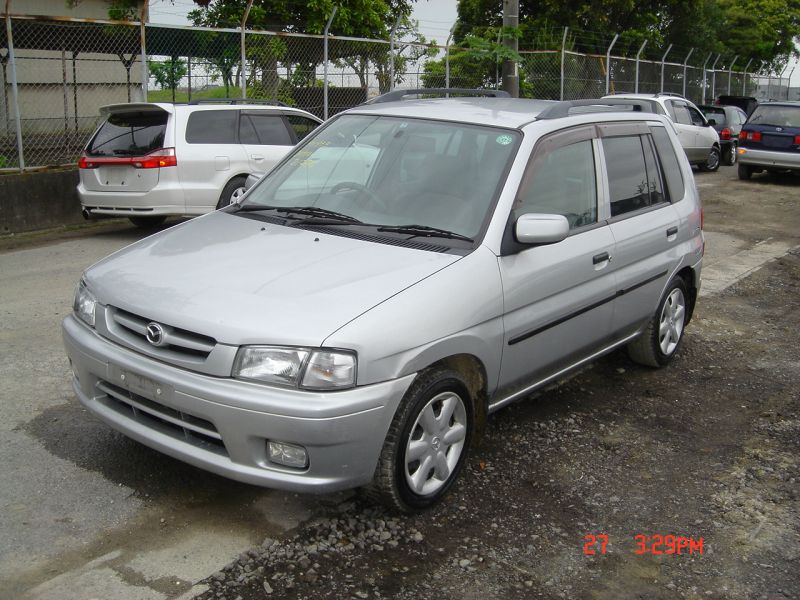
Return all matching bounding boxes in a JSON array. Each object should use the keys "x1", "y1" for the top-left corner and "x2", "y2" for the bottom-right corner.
[
  {"x1": 179, "y1": 109, "x2": 248, "y2": 211},
  {"x1": 239, "y1": 111, "x2": 295, "y2": 174},
  {"x1": 687, "y1": 104, "x2": 717, "y2": 156},
  {"x1": 667, "y1": 100, "x2": 701, "y2": 161},
  {"x1": 497, "y1": 126, "x2": 618, "y2": 394},
  {"x1": 599, "y1": 123, "x2": 681, "y2": 338}
]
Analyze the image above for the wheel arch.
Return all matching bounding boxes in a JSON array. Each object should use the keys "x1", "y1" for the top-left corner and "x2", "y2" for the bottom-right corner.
[{"x1": 675, "y1": 265, "x2": 698, "y2": 325}]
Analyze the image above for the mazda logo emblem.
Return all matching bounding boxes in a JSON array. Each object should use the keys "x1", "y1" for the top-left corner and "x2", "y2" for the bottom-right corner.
[{"x1": 146, "y1": 322, "x2": 166, "y2": 347}]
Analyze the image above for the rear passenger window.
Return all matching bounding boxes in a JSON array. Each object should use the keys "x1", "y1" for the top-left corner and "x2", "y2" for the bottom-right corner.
[
  {"x1": 185, "y1": 110, "x2": 237, "y2": 144},
  {"x1": 516, "y1": 140, "x2": 597, "y2": 229},
  {"x1": 245, "y1": 114, "x2": 293, "y2": 145},
  {"x1": 287, "y1": 116, "x2": 320, "y2": 141},
  {"x1": 603, "y1": 135, "x2": 662, "y2": 216},
  {"x1": 651, "y1": 127, "x2": 685, "y2": 202}
]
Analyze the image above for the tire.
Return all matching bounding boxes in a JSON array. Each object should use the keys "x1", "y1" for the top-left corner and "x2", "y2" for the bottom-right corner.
[
  {"x1": 216, "y1": 176, "x2": 248, "y2": 209},
  {"x1": 699, "y1": 146, "x2": 721, "y2": 172},
  {"x1": 724, "y1": 142, "x2": 737, "y2": 166},
  {"x1": 366, "y1": 367, "x2": 474, "y2": 513},
  {"x1": 738, "y1": 164, "x2": 753, "y2": 180},
  {"x1": 628, "y1": 277, "x2": 689, "y2": 368},
  {"x1": 128, "y1": 216, "x2": 167, "y2": 229}
]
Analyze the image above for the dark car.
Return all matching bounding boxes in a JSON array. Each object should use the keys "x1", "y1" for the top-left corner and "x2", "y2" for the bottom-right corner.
[
  {"x1": 717, "y1": 95, "x2": 759, "y2": 117},
  {"x1": 699, "y1": 104, "x2": 748, "y2": 166},
  {"x1": 737, "y1": 101, "x2": 800, "y2": 180}
]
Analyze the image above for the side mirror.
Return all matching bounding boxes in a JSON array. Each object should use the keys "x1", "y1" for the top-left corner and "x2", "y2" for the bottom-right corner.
[
  {"x1": 244, "y1": 172, "x2": 262, "y2": 192},
  {"x1": 707, "y1": 118, "x2": 716, "y2": 126},
  {"x1": 515, "y1": 213, "x2": 570, "y2": 245}
]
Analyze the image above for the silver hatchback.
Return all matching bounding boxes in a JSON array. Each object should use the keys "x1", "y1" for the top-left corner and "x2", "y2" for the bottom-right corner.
[{"x1": 63, "y1": 93, "x2": 704, "y2": 512}]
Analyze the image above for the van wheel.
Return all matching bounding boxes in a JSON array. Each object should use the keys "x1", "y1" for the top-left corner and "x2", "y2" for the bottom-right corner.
[
  {"x1": 366, "y1": 367, "x2": 473, "y2": 513},
  {"x1": 628, "y1": 277, "x2": 688, "y2": 368},
  {"x1": 724, "y1": 143, "x2": 737, "y2": 166},
  {"x1": 129, "y1": 216, "x2": 167, "y2": 229},
  {"x1": 699, "y1": 146, "x2": 720, "y2": 172},
  {"x1": 738, "y1": 164, "x2": 753, "y2": 180},
  {"x1": 217, "y1": 176, "x2": 248, "y2": 209}
]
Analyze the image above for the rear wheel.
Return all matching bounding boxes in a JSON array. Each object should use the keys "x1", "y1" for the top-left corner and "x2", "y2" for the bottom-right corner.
[
  {"x1": 628, "y1": 277, "x2": 688, "y2": 368},
  {"x1": 738, "y1": 164, "x2": 753, "y2": 180},
  {"x1": 366, "y1": 367, "x2": 473, "y2": 513},
  {"x1": 699, "y1": 146, "x2": 721, "y2": 172},
  {"x1": 723, "y1": 142, "x2": 737, "y2": 166},
  {"x1": 128, "y1": 216, "x2": 167, "y2": 229},
  {"x1": 216, "y1": 176, "x2": 248, "y2": 209}
]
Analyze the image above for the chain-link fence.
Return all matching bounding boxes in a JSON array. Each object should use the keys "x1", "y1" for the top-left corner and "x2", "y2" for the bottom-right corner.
[{"x1": 1, "y1": 14, "x2": 792, "y2": 170}]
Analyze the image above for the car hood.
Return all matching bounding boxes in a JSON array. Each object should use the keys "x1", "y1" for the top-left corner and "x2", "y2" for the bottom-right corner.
[{"x1": 86, "y1": 212, "x2": 462, "y2": 346}]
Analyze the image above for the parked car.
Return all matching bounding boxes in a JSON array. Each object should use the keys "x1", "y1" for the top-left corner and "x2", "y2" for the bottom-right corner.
[
  {"x1": 737, "y1": 101, "x2": 800, "y2": 179},
  {"x1": 63, "y1": 92, "x2": 704, "y2": 512},
  {"x1": 77, "y1": 100, "x2": 322, "y2": 228},
  {"x1": 717, "y1": 95, "x2": 759, "y2": 117},
  {"x1": 699, "y1": 104, "x2": 748, "y2": 165},
  {"x1": 604, "y1": 93, "x2": 721, "y2": 171}
]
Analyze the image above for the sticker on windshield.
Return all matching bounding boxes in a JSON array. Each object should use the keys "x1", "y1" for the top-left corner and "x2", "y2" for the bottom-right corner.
[{"x1": 496, "y1": 134, "x2": 513, "y2": 145}]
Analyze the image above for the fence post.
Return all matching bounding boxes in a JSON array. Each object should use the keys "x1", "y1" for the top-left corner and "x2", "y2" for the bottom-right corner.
[
  {"x1": 559, "y1": 26, "x2": 568, "y2": 100},
  {"x1": 604, "y1": 34, "x2": 618, "y2": 95},
  {"x1": 701, "y1": 52, "x2": 712, "y2": 103},
  {"x1": 682, "y1": 48, "x2": 693, "y2": 98},
  {"x1": 710, "y1": 54, "x2": 721, "y2": 101},
  {"x1": 389, "y1": 14, "x2": 401, "y2": 92},
  {"x1": 445, "y1": 22, "x2": 456, "y2": 90},
  {"x1": 780, "y1": 64, "x2": 791, "y2": 100},
  {"x1": 788, "y1": 67, "x2": 796, "y2": 100},
  {"x1": 139, "y1": 3, "x2": 148, "y2": 101},
  {"x1": 727, "y1": 55, "x2": 738, "y2": 95},
  {"x1": 5, "y1": 13, "x2": 24, "y2": 170},
  {"x1": 240, "y1": 0, "x2": 253, "y2": 99},
  {"x1": 659, "y1": 44, "x2": 672, "y2": 93},
  {"x1": 741, "y1": 58, "x2": 753, "y2": 95},
  {"x1": 634, "y1": 40, "x2": 647, "y2": 93},
  {"x1": 323, "y1": 5, "x2": 337, "y2": 119}
]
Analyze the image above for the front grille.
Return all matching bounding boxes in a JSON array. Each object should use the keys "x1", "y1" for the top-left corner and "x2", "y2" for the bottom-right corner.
[
  {"x1": 111, "y1": 308, "x2": 216, "y2": 359},
  {"x1": 97, "y1": 380, "x2": 227, "y2": 455}
]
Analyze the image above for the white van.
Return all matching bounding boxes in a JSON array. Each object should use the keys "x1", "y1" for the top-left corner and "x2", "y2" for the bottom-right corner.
[{"x1": 77, "y1": 101, "x2": 322, "y2": 228}]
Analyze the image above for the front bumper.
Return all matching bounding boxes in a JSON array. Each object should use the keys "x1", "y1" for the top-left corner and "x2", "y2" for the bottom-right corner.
[
  {"x1": 737, "y1": 147, "x2": 800, "y2": 170},
  {"x1": 62, "y1": 315, "x2": 414, "y2": 493}
]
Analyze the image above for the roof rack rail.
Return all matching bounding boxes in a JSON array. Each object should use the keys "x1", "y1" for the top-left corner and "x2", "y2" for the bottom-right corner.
[
  {"x1": 654, "y1": 92, "x2": 684, "y2": 98},
  {"x1": 536, "y1": 99, "x2": 653, "y2": 120},
  {"x1": 365, "y1": 88, "x2": 511, "y2": 104},
  {"x1": 186, "y1": 98, "x2": 288, "y2": 107}
]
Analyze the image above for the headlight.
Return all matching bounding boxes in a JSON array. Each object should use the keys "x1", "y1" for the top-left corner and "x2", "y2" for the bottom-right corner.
[
  {"x1": 232, "y1": 346, "x2": 356, "y2": 390},
  {"x1": 73, "y1": 279, "x2": 96, "y2": 327}
]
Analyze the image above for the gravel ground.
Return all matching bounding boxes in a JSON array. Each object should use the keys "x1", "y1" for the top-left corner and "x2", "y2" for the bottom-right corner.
[{"x1": 195, "y1": 171, "x2": 800, "y2": 600}]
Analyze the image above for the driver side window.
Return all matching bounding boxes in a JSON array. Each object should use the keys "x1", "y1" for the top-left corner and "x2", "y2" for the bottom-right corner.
[{"x1": 516, "y1": 139, "x2": 598, "y2": 230}]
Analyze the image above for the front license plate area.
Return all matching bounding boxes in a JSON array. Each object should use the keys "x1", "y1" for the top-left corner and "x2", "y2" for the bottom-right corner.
[{"x1": 108, "y1": 364, "x2": 173, "y2": 403}]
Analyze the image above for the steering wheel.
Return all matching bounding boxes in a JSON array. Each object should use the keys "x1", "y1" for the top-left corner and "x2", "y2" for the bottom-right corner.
[{"x1": 329, "y1": 181, "x2": 385, "y2": 210}]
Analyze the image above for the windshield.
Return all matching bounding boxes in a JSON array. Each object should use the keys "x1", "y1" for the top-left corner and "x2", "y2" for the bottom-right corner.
[
  {"x1": 747, "y1": 105, "x2": 800, "y2": 128},
  {"x1": 240, "y1": 114, "x2": 520, "y2": 240},
  {"x1": 701, "y1": 107, "x2": 726, "y2": 126}
]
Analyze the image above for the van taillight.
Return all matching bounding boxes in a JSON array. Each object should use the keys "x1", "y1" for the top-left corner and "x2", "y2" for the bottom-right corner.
[
  {"x1": 134, "y1": 148, "x2": 177, "y2": 169},
  {"x1": 742, "y1": 131, "x2": 762, "y2": 142},
  {"x1": 720, "y1": 128, "x2": 731, "y2": 140},
  {"x1": 78, "y1": 155, "x2": 97, "y2": 169},
  {"x1": 794, "y1": 135, "x2": 800, "y2": 145}
]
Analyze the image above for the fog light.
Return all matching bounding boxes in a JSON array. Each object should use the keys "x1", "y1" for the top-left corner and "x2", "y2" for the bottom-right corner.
[{"x1": 267, "y1": 441, "x2": 308, "y2": 469}]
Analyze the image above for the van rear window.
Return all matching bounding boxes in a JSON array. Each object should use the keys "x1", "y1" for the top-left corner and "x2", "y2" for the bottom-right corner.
[{"x1": 87, "y1": 112, "x2": 168, "y2": 157}]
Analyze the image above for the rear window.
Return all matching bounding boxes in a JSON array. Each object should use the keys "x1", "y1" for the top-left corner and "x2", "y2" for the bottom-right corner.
[
  {"x1": 87, "y1": 111, "x2": 167, "y2": 157},
  {"x1": 185, "y1": 110, "x2": 238, "y2": 144},
  {"x1": 747, "y1": 105, "x2": 800, "y2": 128},
  {"x1": 701, "y1": 107, "x2": 726, "y2": 126}
]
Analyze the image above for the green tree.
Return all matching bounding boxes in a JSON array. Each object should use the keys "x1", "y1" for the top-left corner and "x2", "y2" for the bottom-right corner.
[{"x1": 148, "y1": 57, "x2": 188, "y2": 101}]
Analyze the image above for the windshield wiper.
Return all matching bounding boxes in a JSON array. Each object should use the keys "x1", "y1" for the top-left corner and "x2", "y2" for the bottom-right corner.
[
  {"x1": 234, "y1": 204, "x2": 363, "y2": 224},
  {"x1": 377, "y1": 224, "x2": 474, "y2": 243}
]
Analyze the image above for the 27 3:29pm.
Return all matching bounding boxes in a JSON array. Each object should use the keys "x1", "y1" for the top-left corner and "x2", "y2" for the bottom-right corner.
[{"x1": 583, "y1": 534, "x2": 704, "y2": 555}]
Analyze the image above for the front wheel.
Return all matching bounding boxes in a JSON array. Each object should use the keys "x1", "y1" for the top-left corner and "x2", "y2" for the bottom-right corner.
[
  {"x1": 699, "y1": 146, "x2": 721, "y2": 172},
  {"x1": 366, "y1": 367, "x2": 474, "y2": 512},
  {"x1": 628, "y1": 277, "x2": 689, "y2": 368}
]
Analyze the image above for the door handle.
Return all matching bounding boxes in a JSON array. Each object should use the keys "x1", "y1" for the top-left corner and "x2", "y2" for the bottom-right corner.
[
  {"x1": 592, "y1": 251, "x2": 610, "y2": 265},
  {"x1": 251, "y1": 154, "x2": 264, "y2": 161},
  {"x1": 666, "y1": 226, "x2": 678, "y2": 237}
]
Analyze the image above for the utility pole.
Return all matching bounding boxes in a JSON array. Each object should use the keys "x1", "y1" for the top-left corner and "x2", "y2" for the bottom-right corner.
[{"x1": 501, "y1": 0, "x2": 519, "y2": 97}]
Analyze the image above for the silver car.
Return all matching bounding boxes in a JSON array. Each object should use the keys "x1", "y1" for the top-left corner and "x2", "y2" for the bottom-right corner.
[{"x1": 63, "y1": 93, "x2": 704, "y2": 512}]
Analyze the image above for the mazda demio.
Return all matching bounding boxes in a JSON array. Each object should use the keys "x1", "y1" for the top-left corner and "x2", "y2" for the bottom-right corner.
[{"x1": 63, "y1": 91, "x2": 704, "y2": 512}]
